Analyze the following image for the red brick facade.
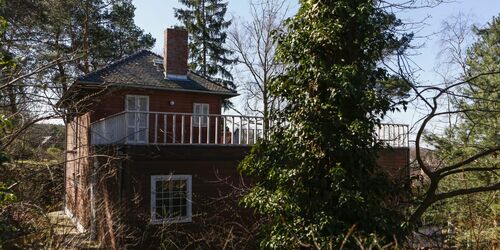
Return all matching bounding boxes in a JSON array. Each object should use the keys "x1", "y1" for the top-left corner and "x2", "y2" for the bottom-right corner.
[
  {"x1": 62, "y1": 27, "x2": 409, "y2": 248},
  {"x1": 90, "y1": 88, "x2": 222, "y2": 122},
  {"x1": 377, "y1": 147, "x2": 410, "y2": 181}
]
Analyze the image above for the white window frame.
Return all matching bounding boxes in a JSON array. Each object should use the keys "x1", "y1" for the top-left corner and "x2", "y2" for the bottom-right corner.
[
  {"x1": 150, "y1": 175, "x2": 192, "y2": 224},
  {"x1": 193, "y1": 103, "x2": 209, "y2": 127},
  {"x1": 125, "y1": 95, "x2": 149, "y2": 144}
]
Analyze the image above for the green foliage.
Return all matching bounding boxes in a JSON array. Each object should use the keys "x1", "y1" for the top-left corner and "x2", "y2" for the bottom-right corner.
[
  {"x1": 0, "y1": 183, "x2": 15, "y2": 206},
  {"x1": 0, "y1": 181, "x2": 17, "y2": 249},
  {"x1": 423, "y1": 15, "x2": 500, "y2": 246},
  {"x1": 0, "y1": 3, "x2": 15, "y2": 72},
  {"x1": 174, "y1": 0, "x2": 236, "y2": 91},
  {"x1": 0, "y1": 115, "x2": 14, "y2": 249},
  {"x1": 239, "y1": 0, "x2": 412, "y2": 248},
  {"x1": 46, "y1": 147, "x2": 61, "y2": 156},
  {"x1": 1, "y1": 0, "x2": 155, "y2": 99}
]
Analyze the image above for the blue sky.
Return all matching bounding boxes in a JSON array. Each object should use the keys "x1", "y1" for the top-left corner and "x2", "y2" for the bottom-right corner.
[{"x1": 132, "y1": 0, "x2": 499, "y2": 136}]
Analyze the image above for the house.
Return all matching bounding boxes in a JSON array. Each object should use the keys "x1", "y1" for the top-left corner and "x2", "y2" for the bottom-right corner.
[{"x1": 59, "y1": 28, "x2": 410, "y2": 248}]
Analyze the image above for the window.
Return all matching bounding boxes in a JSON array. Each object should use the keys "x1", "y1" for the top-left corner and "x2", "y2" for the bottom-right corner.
[
  {"x1": 151, "y1": 175, "x2": 192, "y2": 223},
  {"x1": 126, "y1": 95, "x2": 149, "y2": 143},
  {"x1": 193, "y1": 103, "x2": 209, "y2": 127}
]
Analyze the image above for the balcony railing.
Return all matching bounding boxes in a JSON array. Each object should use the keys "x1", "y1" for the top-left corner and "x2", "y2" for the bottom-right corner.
[{"x1": 90, "y1": 111, "x2": 408, "y2": 147}]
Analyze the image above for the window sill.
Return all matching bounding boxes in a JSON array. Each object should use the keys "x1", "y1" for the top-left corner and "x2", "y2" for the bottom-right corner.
[{"x1": 151, "y1": 217, "x2": 192, "y2": 224}]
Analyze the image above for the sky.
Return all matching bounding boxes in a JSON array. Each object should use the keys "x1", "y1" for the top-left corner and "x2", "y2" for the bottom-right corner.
[{"x1": 131, "y1": 0, "x2": 500, "y2": 139}]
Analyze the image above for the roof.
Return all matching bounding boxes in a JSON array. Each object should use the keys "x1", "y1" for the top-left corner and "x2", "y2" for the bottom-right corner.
[{"x1": 75, "y1": 50, "x2": 237, "y2": 96}]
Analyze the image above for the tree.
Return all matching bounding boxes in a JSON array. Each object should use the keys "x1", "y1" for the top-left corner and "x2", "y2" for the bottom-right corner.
[
  {"x1": 228, "y1": 0, "x2": 287, "y2": 125},
  {"x1": 0, "y1": 18, "x2": 15, "y2": 235},
  {"x1": 239, "y1": 0, "x2": 412, "y2": 248},
  {"x1": 2, "y1": 0, "x2": 155, "y2": 102},
  {"x1": 405, "y1": 18, "x2": 499, "y2": 224},
  {"x1": 0, "y1": 1, "x2": 155, "y2": 247},
  {"x1": 417, "y1": 16, "x2": 499, "y2": 246},
  {"x1": 175, "y1": 0, "x2": 236, "y2": 91},
  {"x1": 0, "y1": 0, "x2": 154, "y2": 149}
]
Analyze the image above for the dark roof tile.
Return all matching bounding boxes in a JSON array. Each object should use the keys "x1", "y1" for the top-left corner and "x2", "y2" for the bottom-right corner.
[{"x1": 76, "y1": 50, "x2": 237, "y2": 96}]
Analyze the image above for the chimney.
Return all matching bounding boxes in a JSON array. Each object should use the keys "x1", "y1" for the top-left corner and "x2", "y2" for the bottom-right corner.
[{"x1": 164, "y1": 28, "x2": 188, "y2": 80}]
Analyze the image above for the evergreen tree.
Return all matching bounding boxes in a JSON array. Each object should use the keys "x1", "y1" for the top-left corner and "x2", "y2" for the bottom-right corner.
[
  {"x1": 1, "y1": 0, "x2": 155, "y2": 98},
  {"x1": 239, "y1": 0, "x2": 412, "y2": 248},
  {"x1": 174, "y1": 0, "x2": 236, "y2": 91},
  {"x1": 423, "y1": 16, "x2": 499, "y2": 247}
]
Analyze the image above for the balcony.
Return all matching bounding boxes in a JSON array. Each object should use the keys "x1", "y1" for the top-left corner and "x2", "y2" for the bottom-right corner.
[{"x1": 90, "y1": 111, "x2": 409, "y2": 147}]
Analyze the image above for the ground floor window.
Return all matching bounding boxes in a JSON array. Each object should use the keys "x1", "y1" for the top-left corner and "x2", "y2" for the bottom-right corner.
[{"x1": 151, "y1": 175, "x2": 192, "y2": 223}]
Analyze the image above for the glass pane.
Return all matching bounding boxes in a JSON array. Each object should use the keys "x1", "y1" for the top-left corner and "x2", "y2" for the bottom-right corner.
[
  {"x1": 173, "y1": 198, "x2": 181, "y2": 207},
  {"x1": 137, "y1": 129, "x2": 146, "y2": 142},
  {"x1": 202, "y1": 104, "x2": 209, "y2": 115},
  {"x1": 156, "y1": 181, "x2": 163, "y2": 192},
  {"x1": 161, "y1": 181, "x2": 169, "y2": 192},
  {"x1": 194, "y1": 104, "x2": 200, "y2": 114},
  {"x1": 156, "y1": 207, "x2": 166, "y2": 219},
  {"x1": 138, "y1": 97, "x2": 148, "y2": 111},
  {"x1": 138, "y1": 114, "x2": 147, "y2": 127},
  {"x1": 127, "y1": 113, "x2": 135, "y2": 125},
  {"x1": 173, "y1": 206, "x2": 181, "y2": 217},
  {"x1": 127, "y1": 97, "x2": 136, "y2": 111},
  {"x1": 156, "y1": 198, "x2": 164, "y2": 207},
  {"x1": 181, "y1": 205, "x2": 187, "y2": 217},
  {"x1": 127, "y1": 128, "x2": 135, "y2": 141},
  {"x1": 138, "y1": 129, "x2": 146, "y2": 142},
  {"x1": 174, "y1": 180, "x2": 186, "y2": 191}
]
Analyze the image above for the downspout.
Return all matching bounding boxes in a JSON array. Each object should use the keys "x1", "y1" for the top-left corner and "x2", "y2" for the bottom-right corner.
[
  {"x1": 63, "y1": 111, "x2": 68, "y2": 212},
  {"x1": 90, "y1": 156, "x2": 98, "y2": 240}
]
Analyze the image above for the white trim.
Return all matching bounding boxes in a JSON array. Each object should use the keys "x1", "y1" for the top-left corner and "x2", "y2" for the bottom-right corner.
[
  {"x1": 125, "y1": 95, "x2": 149, "y2": 144},
  {"x1": 64, "y1": 206, "x2": 87, "y2": 233},
  {"x1": 193, "y1": 103, "x2": 209, "y2": 127},
  {"x1": 150, "y1": 175, "x2": 192, "y2": 224},
  {"x1": 165, "y1": 74, "x2": 188, "y2": 81}
]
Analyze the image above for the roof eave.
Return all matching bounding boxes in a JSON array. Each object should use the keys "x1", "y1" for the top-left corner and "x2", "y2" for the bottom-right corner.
[{"x1": 76, "y1": 81, "x2": 239, "y2": 98}]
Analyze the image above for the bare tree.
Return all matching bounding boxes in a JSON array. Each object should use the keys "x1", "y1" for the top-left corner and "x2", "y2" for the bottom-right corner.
[
  {"x1": 228, "y1": 0, "x2": 288, "y2": 127},
  {"x1": 385, "y1": 14, "x2": 500, "y2": 229}
]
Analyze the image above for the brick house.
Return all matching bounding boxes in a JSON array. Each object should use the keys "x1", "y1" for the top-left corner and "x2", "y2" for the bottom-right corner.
[{"x1": 59, "y1": 28, "x2": 410, "y2": 247}]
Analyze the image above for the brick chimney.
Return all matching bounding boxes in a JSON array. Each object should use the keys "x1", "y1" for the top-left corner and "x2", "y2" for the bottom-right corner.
[{"x1": 164, "y1": 28, "x2": 188, "y2": 80}]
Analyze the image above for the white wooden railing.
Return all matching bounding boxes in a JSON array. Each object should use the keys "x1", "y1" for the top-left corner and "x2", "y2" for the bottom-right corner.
[
  {"x1": 90, "y1": 111, "x2": 408, "y2": 147},
  {"x1": 377, "y1": 123, "x2": 409, "y2": 148},
  {"x1": 91, "y1": 111, "x2": 265, "y2": 146}
]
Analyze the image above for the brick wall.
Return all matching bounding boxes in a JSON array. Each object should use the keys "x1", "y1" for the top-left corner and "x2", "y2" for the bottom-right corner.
[
  {"x1": 376, "y1": 147, "x2": 410, "y2": 182},
  {"x1": 65, "y1": 112, "x2": 92, "y2": 230},
  {"x1": 90, "y1": 145, "x2": 410, "y2": 247},
  {"x1": 164, "y1": 28, "x2": 188, "y2": 76},
  {"x1": 90, "y1": 88, "x2": 222, "y2": 122}
]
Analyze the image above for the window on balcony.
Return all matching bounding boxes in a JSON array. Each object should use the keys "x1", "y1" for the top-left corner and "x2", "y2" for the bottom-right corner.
[
  {"x1": 126, "y1": 95, "x2": 149, "y2": 143},
  {"x1": 151, "y1": 175, "x2": 192, "y2": 224},
  {"x1": 193, "y1": 103, "x2": 209, "y2": 127}
]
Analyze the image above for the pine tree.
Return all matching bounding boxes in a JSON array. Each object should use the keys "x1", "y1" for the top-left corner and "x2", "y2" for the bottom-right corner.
[
  {"x1": 174, "y1": 0, "x2": 236, "y2": 91},
  {"x1": 1, "y1": 0, "x2": 155, "y2": 97},
  {"x1": 423, "y1": 16, "x2": 500, "y2": 247}
]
